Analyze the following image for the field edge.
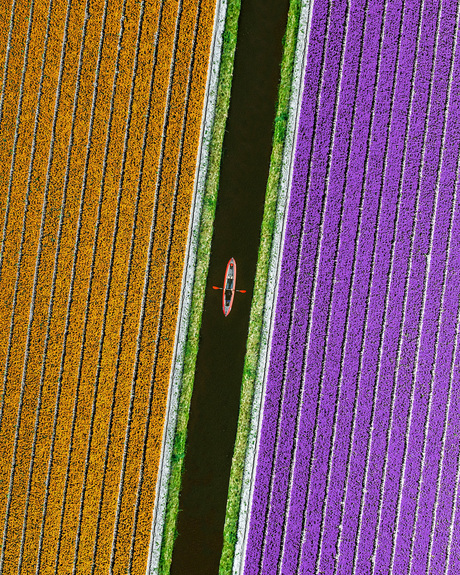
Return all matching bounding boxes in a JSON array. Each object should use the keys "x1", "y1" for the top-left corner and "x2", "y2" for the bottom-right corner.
[
  {"x1": 218, "y1": 1, "x2": 311, "y2": 573},
  {"x1": 153, "y1": 0, "x2": 242, "y2": 573}
]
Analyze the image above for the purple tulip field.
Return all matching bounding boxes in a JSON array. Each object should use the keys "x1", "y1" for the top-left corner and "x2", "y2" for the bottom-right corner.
[{"x1": 243, "y1": 0, "x2": 460, "y2": 573}]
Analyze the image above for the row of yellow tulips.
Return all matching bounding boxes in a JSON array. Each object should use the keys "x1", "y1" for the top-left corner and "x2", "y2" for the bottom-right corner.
[
  {"x1": 0, "y1": 0, "x2": 30, "y2": 297},
  {"x1": 0, "y1": 0, "x2": 72, "y2": 571},
  {"x1": 0, "y1": 0, "x2": 14, "y2": 102},
  {"x1": 35, "y1": 2, "x2": 134, "y2": 570},
  {"x1": 127, "y1": 0, "x2": 217, "y2": 571},
  {"x1": 108, "y1": 0, "x2": 205, "y2": 570},
  {"x1": 45, "y1": 0, "x2": 153, "y2": 572},
  {"x1": 69, "y1": 0, "x2": 165, "y2": 572},
  {"x1": 6, "y1": 0, "x2": 100, "y2": 570}
]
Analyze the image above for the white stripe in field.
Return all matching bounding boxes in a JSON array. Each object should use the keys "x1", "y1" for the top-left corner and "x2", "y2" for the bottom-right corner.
[
  {"x1": 81, "y1": 0, "x2": 151, "y2": 569},
  {"x1": 267, "y1": 6, "x2": 322, "y2": 571},
  {"x1": 263, "y1": 2, "x2": 348, "y2": 570},
  {"x1": 128, "y1": 1, "x2": 203, "y2": 569},
  {"x1": 342, "y1": 3, "x2": 405, "y2": 571},
  {"x1": 0, "y1": 0, "x2": 17, "y2": 126},
  {"x1": 351, "y1": 180, "x2": 404, "y2": 571},
  {"x1": 34, "y1": 0, "x2": 110, "y2": 570},
  {"x1": 404, "y1": 4, "x2": 460, "y2": 571},
  {"x1": 233, "y1": 1, "x2": 313, "y2": 573},
  {"x1": 332, "y1": 2, "x2": 392, "y2": 573},
  {"x1": 69, "y1": 0, "x2": 138, "y2": 568},
  {"x1": 330, "y1": 3, "x2": 422, "y2": 569},
  {"x1": 19, "y1": 3, "x2": 90, "y2": 571},
  {"x1": 342, "y1": 1, "x2": 424, "y2": 572},
  {"x1": 145, "y1": 0, "x2": 228, "y2": 571},
  {"x1": 444, "y1": 126, "x2": 460, "y2": 571},
  {"x1": 0, "y1": 0, "x2": 35, "y2": 422},
  {"x1": 433, "y1": 295, "x2": 460, "y2": 575},
  {"x1": 446, "y1": 317, "x2": 460, "y2": 570},
  {"x1": 0, "y1": 0, "x2": 58, "y2": 567},
  {"x1": 370, "y1": 0, "x2": 440, "y2": 567},
  {"x1": 230, "y1": 1, "x2": 313, "y2": 573},
  {"x1": 266, "y1": 0, "x2": 338, "y2": 568},
  {"x1": 425, "y1": 30, "x2": 460, "y2": 575},
  {"x1": 107, "y1": 0, "x2": 185, "y2": 569},
  {"x1": 385, "y1": 2, "x2": 443, "y2": 568},
  {"x1": 259, "y1": 0, "x2": 337, "y2": 566},
  {"x1": 317, "y1": 0, "x2": 390, "y2": 570}
]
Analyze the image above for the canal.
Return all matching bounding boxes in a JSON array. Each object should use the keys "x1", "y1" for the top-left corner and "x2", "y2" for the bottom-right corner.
[{"x1": 170, "y1": 0, "x2": 290, "y2": 572}]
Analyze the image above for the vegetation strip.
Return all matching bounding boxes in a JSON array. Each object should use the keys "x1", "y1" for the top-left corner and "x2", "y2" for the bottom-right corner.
[
  {"x1": 155, "y1": 0, "x2": 242, "y2": 572},
  {"x1": 214, "y1": 1, "x2": 312, "y2": 573}
]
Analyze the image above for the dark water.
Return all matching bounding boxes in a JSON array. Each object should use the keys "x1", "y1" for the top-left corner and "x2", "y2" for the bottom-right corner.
[{"x1": 170, "y1": 0, "x2": 290, "y2": 572}]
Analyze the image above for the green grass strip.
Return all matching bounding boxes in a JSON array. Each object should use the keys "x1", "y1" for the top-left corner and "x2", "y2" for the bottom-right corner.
[
  {"x1": 158, "y1": 1, "x2": 242, "y2": 572},
  {"x1": 218, "y1": 1, "x2": 302, "y2": 572}
]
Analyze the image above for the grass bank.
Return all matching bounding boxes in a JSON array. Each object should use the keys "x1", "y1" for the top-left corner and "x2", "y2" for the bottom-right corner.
[
  {"x1": 158, "y1": 0, "x2": 242, "y2": 572},
  {"x1": 218, "y1": 1, "x2": 302, "y2": 572}
]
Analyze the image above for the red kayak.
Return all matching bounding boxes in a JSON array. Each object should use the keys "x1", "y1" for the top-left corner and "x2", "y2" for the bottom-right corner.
[
  {"x1": 223, "y1": 258, "x2": 236, "y2": 317},
  {"x1": 212, "y1": 258, "x2": 246, "y2": 316}
]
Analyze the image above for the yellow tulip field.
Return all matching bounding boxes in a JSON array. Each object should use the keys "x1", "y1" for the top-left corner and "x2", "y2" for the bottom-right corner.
[{"x1": 0, "y1": 0, "x2": 216, "y2": 572}]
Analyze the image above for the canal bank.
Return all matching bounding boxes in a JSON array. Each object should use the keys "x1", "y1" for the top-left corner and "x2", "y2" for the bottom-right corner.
[
  {"x1": 221, "y1": 0, "x2": 308, "y2": 571},
  {"x1": 168, "y1": 0, "x2": 291, "y2": 573}
]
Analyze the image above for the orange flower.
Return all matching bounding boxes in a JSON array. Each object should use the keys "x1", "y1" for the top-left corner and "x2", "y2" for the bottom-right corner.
[
  {"x1": 125, "y1": 0, "x2": 218, "y2": 570},
  {"x1": 46, "y1": 0, "x2": 138, "y2": 571},
  {"x1": 2, "y1": 1, "x2": 93, "y2": 569},
  {"x1": 0, "y1": 0, "x2": 217, "y2": 571},
  {"x1": 0, "y1": 0, "x2": 62, "y2": 569}
]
